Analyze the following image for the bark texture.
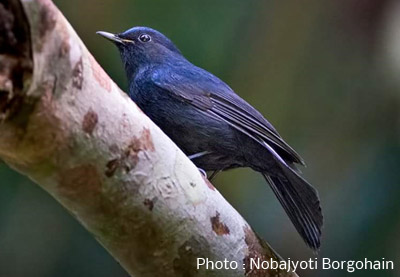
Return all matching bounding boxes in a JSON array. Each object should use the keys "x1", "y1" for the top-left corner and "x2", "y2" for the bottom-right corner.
[{"x1": 0, "y1": 0, "x2": 298, "y2": 276}]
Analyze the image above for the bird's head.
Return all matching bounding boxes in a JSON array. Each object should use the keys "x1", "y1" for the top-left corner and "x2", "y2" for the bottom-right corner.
[{"x1": 97, "y1": 26, "x2": 183, "y2": 77}]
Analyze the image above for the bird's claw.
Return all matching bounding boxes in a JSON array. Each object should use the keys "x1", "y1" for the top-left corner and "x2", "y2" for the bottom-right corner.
[{"x1": 198, "y1": 168, "x2": 207, "y2": 178}]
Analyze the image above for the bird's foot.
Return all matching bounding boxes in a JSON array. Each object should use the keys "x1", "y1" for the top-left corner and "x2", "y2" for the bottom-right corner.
[{"x1": 198, "y1": 168, "x2": 207, "y2": 178}]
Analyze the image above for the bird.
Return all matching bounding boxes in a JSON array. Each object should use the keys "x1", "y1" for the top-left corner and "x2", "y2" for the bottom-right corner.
[{"x1": 97, "y1": 27, "x2": 323, "y2": 250}]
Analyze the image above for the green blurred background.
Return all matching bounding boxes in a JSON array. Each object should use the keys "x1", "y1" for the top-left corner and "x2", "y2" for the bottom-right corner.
[{"x1": 1, "y1": 0, "x2": 400, "y2": 276}]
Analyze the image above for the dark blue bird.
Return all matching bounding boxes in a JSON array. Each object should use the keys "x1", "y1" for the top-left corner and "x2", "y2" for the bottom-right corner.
[{"x1": 97, "y1": 27, "x2": 323, "y2": 250}]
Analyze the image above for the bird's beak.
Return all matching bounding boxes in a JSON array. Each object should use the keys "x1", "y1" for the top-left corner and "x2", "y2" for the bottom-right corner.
[{"x1": 96, "y1": 31, "x2": 127, "y2": 44}]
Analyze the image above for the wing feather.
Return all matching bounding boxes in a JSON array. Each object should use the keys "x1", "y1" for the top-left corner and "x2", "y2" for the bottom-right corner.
[{"x1": 151, "y1": 67, "x2": 305, "y2": 165}]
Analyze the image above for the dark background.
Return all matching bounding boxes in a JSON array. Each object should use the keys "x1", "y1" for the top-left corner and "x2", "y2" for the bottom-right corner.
[{"x1": 1, "y1": 0, "x2": 400, "y2": 276}]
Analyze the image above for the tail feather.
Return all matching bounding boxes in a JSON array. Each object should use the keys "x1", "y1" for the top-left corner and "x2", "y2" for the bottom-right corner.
[{"x1": 263, "y1": 169, "x2": 323, "y2": 250}]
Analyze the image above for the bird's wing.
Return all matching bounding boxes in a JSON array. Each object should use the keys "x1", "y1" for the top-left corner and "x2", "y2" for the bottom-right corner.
[{"x1": 151, "y1": 67, "x2": 305, "y2": 165}]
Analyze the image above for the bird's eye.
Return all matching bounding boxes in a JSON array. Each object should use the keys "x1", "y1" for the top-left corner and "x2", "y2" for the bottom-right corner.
[{"x1": 139, "y1": 34, "x2": 151, "y2": 42}]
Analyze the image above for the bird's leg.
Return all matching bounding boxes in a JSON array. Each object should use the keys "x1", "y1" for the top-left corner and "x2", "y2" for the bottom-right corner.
[
  {"x1": 208, "y1": 170, "x2": 221, "y2": 181},
  {"x1": 187, "y1": 151, "x2": 211, "y2": 179},
  {"x1": 187, "y1": 151, "x2": 210, "y2": 179},
  {"x1": 187, "y1": 151, "x2": 210, "y2": 160}
]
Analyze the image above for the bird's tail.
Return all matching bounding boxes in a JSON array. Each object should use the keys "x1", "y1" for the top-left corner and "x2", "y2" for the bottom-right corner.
[{"x1": 262, "y1": 167, "x2": 323, "y2": 250}]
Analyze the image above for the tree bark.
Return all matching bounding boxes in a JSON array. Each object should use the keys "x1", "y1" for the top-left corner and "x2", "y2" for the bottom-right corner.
[{"x1": 0, "y1": 0, "x2": 298, "y2": 276}]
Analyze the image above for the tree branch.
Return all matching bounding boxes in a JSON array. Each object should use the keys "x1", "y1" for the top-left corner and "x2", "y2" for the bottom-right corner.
[{"x1": 0, "y1": 0, "x2": 298, "y2": 276}]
